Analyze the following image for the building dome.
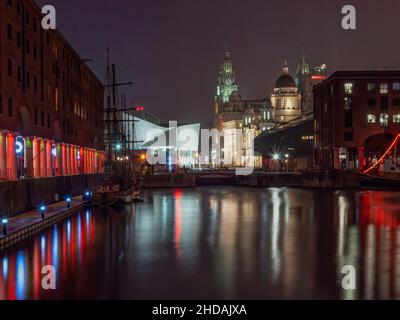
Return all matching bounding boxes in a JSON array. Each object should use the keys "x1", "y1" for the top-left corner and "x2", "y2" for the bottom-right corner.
[
  {"x1": 275, "y1": 74, "x2": 296, "y2": 88},
  {"x1": 274, "y1": 62, "x2": 297, "y2": 88}
]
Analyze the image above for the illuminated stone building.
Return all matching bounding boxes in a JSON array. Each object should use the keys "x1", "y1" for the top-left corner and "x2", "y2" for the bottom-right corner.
[
  {"x1": 213, "y1": 50, "x2": 274, "y2": 168},
  {"x1": 0, "y1": 0, "x2": 105, "y2": 180},
  {"x1": 271, "y1": 63, "x2": 302, "y2": 123}
]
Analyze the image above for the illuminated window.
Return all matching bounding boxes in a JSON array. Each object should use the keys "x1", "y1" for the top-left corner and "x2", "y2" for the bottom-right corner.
[
  {"x1": 393, "y1": 114, "x2": 400, "y2": 123},
  {"x1": 393, "y1": 83, "x2": 400, "y2": 91},
  {"x1": 380, "y1": 83, "x2": 388, "y2": 94},
  {"x1": 344, "y1": 83, "x2": 353, "y2": 95},
  {"x1": 380, "y1": 113, "x2": 389, "y2": 127},
  {"x1": 367, "y1": 114, "x2": 376, "y2": 123},
  {"x1": 367, "y1": 83, "x2": 375, "y2": 91}
]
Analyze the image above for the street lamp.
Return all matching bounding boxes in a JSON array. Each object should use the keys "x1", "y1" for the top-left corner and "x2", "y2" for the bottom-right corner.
[
  {"x1": 273, "y1": 154, "x2": 280, "y2": 160},
  {"x1": 83, "y1": 191, "x2": 92, "y2": 201},
  {"x1": 2, "y1": 219, "x2": 8, "y2": 235},
  {"x1": 40, "y1": 205, "x2": 46, "y2": 220},
  {"x1": 66, "y1": 197, "x2": 72, "y2": 209}
]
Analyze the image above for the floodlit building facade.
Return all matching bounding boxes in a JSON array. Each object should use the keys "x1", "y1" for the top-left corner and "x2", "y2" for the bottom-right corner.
[{"x1": 0, "y1": 0, "x2": 105, "y2": 180}]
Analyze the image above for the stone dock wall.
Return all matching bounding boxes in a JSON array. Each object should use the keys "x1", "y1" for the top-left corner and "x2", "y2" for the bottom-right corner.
[{"x1": 0, "y1": 174, "x2": 105, "y2": 217}]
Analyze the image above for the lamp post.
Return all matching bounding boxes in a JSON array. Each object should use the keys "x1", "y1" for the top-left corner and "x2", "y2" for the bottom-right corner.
[
  {"x1": 285, "y1": 154, "x2": 289, "y2": 172},
  {"x1": 66, "y1": 197, "x2": 72, "y2": 209},
  {"x1": 2, "y1": 219, "x2": 8, "y2": 236},
  {"x1": 40, "y1": 206, "x2": 46, "y2": 220}
]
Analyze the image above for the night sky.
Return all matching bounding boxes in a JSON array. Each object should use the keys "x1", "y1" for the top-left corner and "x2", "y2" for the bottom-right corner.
[{"x1": 36, "y1": 0, "x2": 400, "y2": 127}]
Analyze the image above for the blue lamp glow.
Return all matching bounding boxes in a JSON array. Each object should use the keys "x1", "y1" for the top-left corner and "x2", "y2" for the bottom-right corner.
[
  {"x1": 2, "y1": 219, "x2": 8, "y2": 236},
  {"x1": 66, "y1": 197, "x2": 72, "y2": 209},
  {"x1": 40, "y1": 205, "x2": 46, "y2": 220}
]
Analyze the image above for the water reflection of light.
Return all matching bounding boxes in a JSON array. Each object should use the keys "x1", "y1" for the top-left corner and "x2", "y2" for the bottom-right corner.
[
  {"x1": 86, "y1": 211, "x2": 90, "y2": 238},
  {"x1": 16, "y1": 251, "x2": 26, "y2": 300},
  {"x1": 2, "y1": 256, "x2": 8, "y2": 280},
  {"x1": 77, "y1": 213, "x2": 82, "y2": 261},
  {"x1": 338, "y1": 195, "x2": 348, "y2": 255},
  {"x1": 52, "y1": 225, "x2": 58, "y2": 271},
  {"x1": 41, "y1": 234, "x2": 46, "y2": 261},
  {"x1": 271, "y1": 189, "x2": 282, "y2": 282},
  {"x1": 174, "y1": 190, "x2": 182, "y2": 256},
  {"x1": 67, "y1": 220, "x2": 71, "y2": 243},
  {"x1": 365, "y1": 224, "x2": 375, "y2": 300}
]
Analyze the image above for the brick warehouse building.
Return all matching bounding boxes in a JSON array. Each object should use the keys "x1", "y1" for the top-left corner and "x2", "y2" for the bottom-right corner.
[
  {"x1": 0, "y1": 0, "x2": 105, "y2": 180},
  {"x1": 314, "y1": 70, "x2": 400, "y2": 170}
]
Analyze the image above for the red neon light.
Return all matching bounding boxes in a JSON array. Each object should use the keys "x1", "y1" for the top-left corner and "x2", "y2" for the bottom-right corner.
[
  {"x1": 312, "y1": 75, "x2": 326, "y2": 81},
  {"x1": 135, "y1": 106, "x2": 144, "y2": 111},
  {"x1": 363, "y1": 134, "x2": 400, "y2": 174}
]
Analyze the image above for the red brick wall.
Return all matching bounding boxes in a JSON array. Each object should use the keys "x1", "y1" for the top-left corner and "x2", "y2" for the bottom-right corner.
[{"x1": 0, "y1": 0, "x2": 104, "y2": 150}]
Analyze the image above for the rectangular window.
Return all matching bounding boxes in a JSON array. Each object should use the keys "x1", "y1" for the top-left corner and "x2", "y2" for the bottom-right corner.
[
  {"x1": 41, "y1": 111, "x2": 45, "y2": 126},
  {"x1": 344, "y1": 132, "x2": 353, "y2": 141},
  {"x1": 26, "y1": 10, "x2": 30, "y2": 25},
  {"x1": 26, "y1": 72, "x2": 30, "y2": 87},
  {"x1": 393, "y1": 83, "x2": 400, "y2": 91},
  {"x1": 7, "y1": 0, "x2": 12, "y2": 8},
  {"x1": 7, "y1": 23, "x2": 12, "y2": 41},
  {"x1": 367, "y1": 114, "x2": 376, "y2": 123},
  {"x1": 33, "y1": 18, "x2": 37, "y2": 31},
  {"x1": 17, "y1": 66, "x2": 21, "y2": 82},
  {"x1": 34, "y1": 109, "x2": 38, "y2": 124},
  {"x1": 33, "y1": 46, "x2": 37, "y2": 60},
  {"x1": 344, "y1": 83, "x2": 353, "y2": 95},
  {"x1": 368, "y1": 98, "x2": 376, "y2": 107},
  {"x1": 394, "y1": 98, "x2": 400, "y2": 106},
  {"x1": 380, "y1": 113, "x2": 389, "y2": 127},
  {"x1": 7, "y1": 59, "x2": 12, "y2": 77},
  {"x1": 393, "y1": 114, "x2": 400, "y2": 123},
  {"x1": 381, "y1": 96, "x2": 389, "y2": 110},
  {"x1": 8, "y1": 98, "x2": 13, "y2": 117},
  {"x1": 17, "y1": 32, "x2": 21, "y2": 48},
  {"x1": 47, "y1": 114, "x2": 51, "y2": 128},
  {"x1": 367, "y1": 83, "x2": 376, "y2": 91},
  {"x1": 345, "y1": 112, "x2": 353, "y2": 128},
  {"x1": 26, "y1": 40, "x2": 30, "y2": 54},
  {"x1": 34, "y1": 76, "x2": 38, "y2": 91},
  {"x1": 380, "y1": 83, "x2": 389, "y2": 94}
]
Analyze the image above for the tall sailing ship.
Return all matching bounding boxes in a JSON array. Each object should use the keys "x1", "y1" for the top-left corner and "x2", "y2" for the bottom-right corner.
[{"x1": 92, "y1": 49, "x2": 142, "y2": 206}]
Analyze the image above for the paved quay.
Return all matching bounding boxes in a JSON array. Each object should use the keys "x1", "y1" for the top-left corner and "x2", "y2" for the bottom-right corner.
[{"x1": 0, "y1": 196, "x2": 85, "y2": 250}]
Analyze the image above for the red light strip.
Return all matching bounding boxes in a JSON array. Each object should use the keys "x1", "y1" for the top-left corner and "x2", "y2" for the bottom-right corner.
[{"x1": 363, "y1": 134, "x2": 400, "y2": 174}]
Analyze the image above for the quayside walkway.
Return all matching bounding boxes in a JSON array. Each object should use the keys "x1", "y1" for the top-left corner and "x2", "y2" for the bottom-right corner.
[{"x1": 0, "y1": 196, "x2": 84, "y2": 250}]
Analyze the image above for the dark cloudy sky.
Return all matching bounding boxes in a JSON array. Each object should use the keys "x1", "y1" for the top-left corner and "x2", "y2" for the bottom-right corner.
[{"x1": 36, "y1": 0, "x2": 400, "y2": 127}]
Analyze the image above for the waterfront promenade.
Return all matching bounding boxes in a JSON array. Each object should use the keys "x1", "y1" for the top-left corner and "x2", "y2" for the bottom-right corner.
[{"x1": 0, "y1": 196, "x2": 84, "y2": 250}]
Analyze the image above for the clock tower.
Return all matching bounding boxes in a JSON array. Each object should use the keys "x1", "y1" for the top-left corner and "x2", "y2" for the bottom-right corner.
[{"x1": 216, "y1": 49, "x2": 238, "y2": 104}]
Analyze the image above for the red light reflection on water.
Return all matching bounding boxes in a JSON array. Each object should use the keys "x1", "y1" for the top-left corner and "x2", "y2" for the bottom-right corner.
[{"x1": 0, "y1": 210, "x2": 95, "y2": 300}]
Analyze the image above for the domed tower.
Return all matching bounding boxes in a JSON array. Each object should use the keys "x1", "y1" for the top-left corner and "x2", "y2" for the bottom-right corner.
[
  {"x1": 214, "y1": 48, "x2": 240, "y2": 129},
  {"x1": 271, "y1": 62, "x2": 301, "y2": 123},
  {"x1": 216, "y1": 49, "x2": 239, "y2": 104}
]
